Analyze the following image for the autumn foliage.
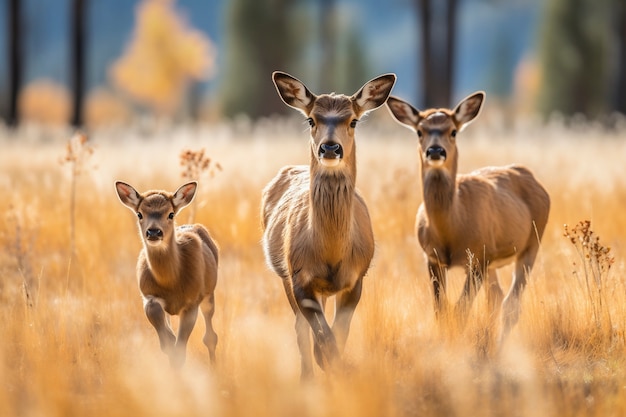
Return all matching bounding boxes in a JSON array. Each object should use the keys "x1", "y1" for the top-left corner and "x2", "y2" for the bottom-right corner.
[{"x1": 110, "y1": 0, "x2": 216, "y2": 115}]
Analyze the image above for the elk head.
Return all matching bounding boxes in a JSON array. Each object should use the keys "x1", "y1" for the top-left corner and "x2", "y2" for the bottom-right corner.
[
  {"x1": 115, "y1": 181, "x2": 197, "y2": 248},
  {"x1": 272, "y1": 71, "x2": 396, "y2": 170},
  {"x1": 387, "y1": 92, "x2": 485, "y2": 173}
]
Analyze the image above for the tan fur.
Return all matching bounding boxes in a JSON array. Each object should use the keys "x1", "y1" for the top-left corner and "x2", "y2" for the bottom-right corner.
[
  {"x1": 387, "y1": 92, "x2": 550, "y2": 343},
  {"x1": 262, "y1": 71, "x2": 395, "y2": 379},
  {"x1": 115, "y1": 181, "x2": 218, "y2": 367}
]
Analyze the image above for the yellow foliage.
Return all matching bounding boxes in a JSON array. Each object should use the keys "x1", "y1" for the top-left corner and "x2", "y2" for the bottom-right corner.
[
  {"x1": 18, "y1": 79, "x2": 71, "y2": 126},
  {"x1": 110, "y1": 0, "x2": 216, "y2": 115},
  {"x1": 85, "y1": 88, "x2": 132, "y2": 127}
]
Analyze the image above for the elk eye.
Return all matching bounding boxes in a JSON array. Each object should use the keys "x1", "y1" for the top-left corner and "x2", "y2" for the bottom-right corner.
[
  {"x1": 307, "y1": 118, "x2": 315, "y2": 128},
  {"x1": 451, "y1": 129, "x2": 457, "y2": 138},
  {"x1": 350, "y1": 119, "x2": 358, "y2": 128},
  {"x1": 417, "y1": 130, "x2": 423, "y2": 138},
  {"x1": 137, "y1": 212, "x2": 143, "y2": 220},
  {"x1": 168, "y1": 212, "x2": 174, "y2": 220}
]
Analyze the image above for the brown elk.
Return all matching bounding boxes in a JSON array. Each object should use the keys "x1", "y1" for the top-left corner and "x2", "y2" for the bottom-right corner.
[
  {"x1": 386, "y1": 92, "x2": 550, "y2": 342},
  {"x1": 262, "y1": 71, "x2": 396, "y2": 378},
  {"x1": 115, "y1": 181, "x2": 218, "y2": 367}
]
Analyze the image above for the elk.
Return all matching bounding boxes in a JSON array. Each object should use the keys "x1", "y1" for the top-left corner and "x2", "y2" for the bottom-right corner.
[
  {"x1": 115, "y1": 181, "x2": 218, "y2": 367},
  {"x1": 386, "y1": 92, "x2": 550, "y2": 342},
  {"x1": 262, "y1": 71, "x2": 396, "y2": 379}
]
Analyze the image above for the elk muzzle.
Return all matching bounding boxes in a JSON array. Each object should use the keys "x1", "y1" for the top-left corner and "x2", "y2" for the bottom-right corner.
[
  {"x1": 318, "y1": 142, "x2": 343, "y2": 167},
  {"x1": 425, "y1": 146, "x2": 447, "y2": 167},
  {"x1": 146, "y1": 228, "x2": 163, "y2": 242}
]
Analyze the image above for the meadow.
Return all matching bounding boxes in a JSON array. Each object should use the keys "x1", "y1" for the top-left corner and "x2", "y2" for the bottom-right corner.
[{"x1": 0, "y1": 111, "x2": 625, "y2": 417}]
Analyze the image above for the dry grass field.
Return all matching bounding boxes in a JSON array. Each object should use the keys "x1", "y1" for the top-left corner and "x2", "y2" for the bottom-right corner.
[{"x1": 0, "y1": 112, "x2": 625, "y2": 417}]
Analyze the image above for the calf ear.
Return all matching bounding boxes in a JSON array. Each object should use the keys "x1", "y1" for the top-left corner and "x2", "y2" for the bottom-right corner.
[
  {"x1": 352, "y1": 73, "x2": 396, "y2": 115},
  {"x1": 115, "y1": 181, "x2": 141, "y2": 210},
  {"x1": 386, "y1": 96, "x2": 421, "y2": 132},
  {"x1": 454, "y1": 91, "x2": 485, "y2": 131},
  {"x1": 172, "y1": 181, "x2": 198, "y2": 211},
  {"x1": 272, "y1": 71, "x2": 316, "y2": 116}
]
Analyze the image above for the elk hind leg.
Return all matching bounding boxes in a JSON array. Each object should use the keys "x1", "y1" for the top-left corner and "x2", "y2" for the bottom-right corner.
[
  {"x1": 500, "y1": 253, "x2": 534, "y2": 344},
  {"x1": 200, "y1": 294, "x2": 218, "y2": 364},
  {"x1": 172, "y1": 305, "x2": 199, "y2": 368},
  {"x1": 332, "y1": 277, "x2": 363, "y2": 353}
]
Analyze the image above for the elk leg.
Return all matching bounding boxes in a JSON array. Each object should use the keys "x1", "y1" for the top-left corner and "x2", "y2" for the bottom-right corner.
[
  {"x1": 171, "y1": 305, "x2": 199, "y2": 368},
  {"x1": 144, "y1": 297, "x2": 176, "y2": 356},
  {"x1": 295, "y1": 311, "x2": 314, "y2": 379},
  {"x1": 428, "y1": 261, "x2": 448, "y2": 317},
  {"x1": 486, "y1": 269, "x2": 503, "y2": 320},
  {"x1": 313, "y1": 296, "x2": 328, "y2": 370},
  {"x1": 333, "y1": 276, "x2": 363, "y2": 353},
  {"x1": 500, "y1": 258, "x2": 531, "y2": 344},
  {"x1": 200, "y1": 294, "x2": 218, "y2": 365},
  {"x1": 293, "y1": 285, "x2": 339, "y2": 373},
  {"x1": 456, "y1": 263, "x2": 484, "y2": 323}
]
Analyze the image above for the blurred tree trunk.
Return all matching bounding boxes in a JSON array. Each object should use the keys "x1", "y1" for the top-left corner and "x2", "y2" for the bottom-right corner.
[
  {"x1": 416, "y1": 0, "x2": 457, "y2": 107},
  {"x1": 8, "y1": 0, "x2": 22, "y2": 127},
  {"x1": 616, "y1": 0, "x2": 626, "y2": 114},
  {"x1": 71, "y1": 0, "x2": 86, "y2": 127},
  {"x1": 319, "y1": 0, "x2": 336, "y2": 92}
]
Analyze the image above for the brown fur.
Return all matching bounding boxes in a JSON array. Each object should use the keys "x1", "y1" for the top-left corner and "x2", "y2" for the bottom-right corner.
[
  {"x1": 262, "y1": 71, "x2": 395, "y2": 379},
  {"x1": 387, "y1": 92, "x2": 550, "y2": 344},
  {"x1": 116, "y1": 181, "x2": 218, "y2": 367}
]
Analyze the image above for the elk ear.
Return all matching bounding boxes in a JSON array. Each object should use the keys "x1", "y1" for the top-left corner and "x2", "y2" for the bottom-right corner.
[
  {"x1": 272, "y1": 71, "x2": 316, "y2": 116},
  {"x1": 453, "y1": 91, "x2": 485, "y2": 131},
  {"x1": 386, "y1": 96, "x2": 421, "y2": 132},
  {"x1": 172, "y1": 181, "x2": 197, "y2": 211},
  {"x1": 115, "y1": 181, "x2": 141, "y2": 210},
  {"x1": 352, "y1": 73, "x2": 396, "y2": 115}
]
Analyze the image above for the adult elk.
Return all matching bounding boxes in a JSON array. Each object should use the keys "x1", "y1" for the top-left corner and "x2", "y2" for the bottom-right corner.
[
  {"x1": 262, "y1": 71, "x2": 396, "y2": 378},
  {"x1": 116, "y1": 181, "x2": 219, "y2": 367},
  {"x1": 386, "y1": 92, "x2": 550, "y2": 342}
]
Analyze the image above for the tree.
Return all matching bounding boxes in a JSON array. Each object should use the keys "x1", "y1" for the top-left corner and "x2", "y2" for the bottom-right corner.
[
  {"x1": 615, "y1": 0, "x2": 626, "y2": 114},
  {"x1": 220, "y1": 0, "x2": 304, "y2": 118},
  {"x1": 415, "y1": 0, "x2": 457, "y2": 108},
  {"x1": 110, "y1": 0, "x2": 216, "y2": 117},
  {"x1": 71, "y1": 0, "x2": 86, "y2": 127},
  {"x1": 7, "y1": 0, "x2": 22, "y2": 127},
  {"x1": 537, "y1": 0, "x2": 612, "y2": 118}
]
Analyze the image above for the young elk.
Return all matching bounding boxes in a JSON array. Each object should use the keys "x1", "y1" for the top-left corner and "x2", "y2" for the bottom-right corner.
[
  {"x1": 386, "y1": 92, "x2": 550, "y2": 343},
  {"x1": 115, "y1": 181, "x2": 218, "y2": 367},
  {"x1": 262, "y1": 71, "x2": 396, "y2": 379}
]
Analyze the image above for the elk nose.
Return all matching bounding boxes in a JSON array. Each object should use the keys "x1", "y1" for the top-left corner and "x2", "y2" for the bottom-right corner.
[
  {"x1": 146, "y1": 228, "x2": 163, "y2": 240},
  {"x1": 319, "y1": 143, "x2": 343, "y2": 159},
  {"x1": 426, "y1": 146, "x2": 447, "y2": 161}
]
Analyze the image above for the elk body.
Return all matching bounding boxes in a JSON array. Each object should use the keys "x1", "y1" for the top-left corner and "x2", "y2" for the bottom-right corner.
[
  {"x1": 262, "y1": 71, "x2": 396, "y2": 378},
  {"x1": 387, "y1": 92, "x2": 550, "y2": 342},
  {"x1": 115, "y1": 181, "x2": 218, "y2": 367}
]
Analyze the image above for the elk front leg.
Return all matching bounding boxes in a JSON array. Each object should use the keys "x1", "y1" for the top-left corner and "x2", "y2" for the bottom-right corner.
[
  {"x1": 455, "y1": 263, "x2": 484, "y2": 324},
  {"x1": 428, "y1": 261, "x2": 448, "y2": 318},
  {"x1": 171, "y1": 305, "x2": 199, "y2": 368},
  {"x1": 293, "y1": 281, "x2": 339, "y2": 374},
  {"x1": 144, "y1": 297, "x2": 176, "y2": 357},
  {"x1": 200, "y1": 294, "x2": 218, "y2": 365}
]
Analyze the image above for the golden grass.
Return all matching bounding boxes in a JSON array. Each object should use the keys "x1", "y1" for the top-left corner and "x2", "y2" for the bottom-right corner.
[{"x1": 0, "y1": 115, "x2": 625, "y2": 417}]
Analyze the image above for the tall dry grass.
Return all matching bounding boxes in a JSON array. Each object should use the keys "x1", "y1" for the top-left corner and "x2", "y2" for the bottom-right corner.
[{"x1": 0, "y1": 113, "x2": 625, "y2": 417}]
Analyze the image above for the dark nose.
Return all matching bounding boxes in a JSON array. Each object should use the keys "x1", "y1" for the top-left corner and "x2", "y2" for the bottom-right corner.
[
  {"x1": 426, "y1": 146, "x2": 447, "y2": 161},
  {"x1": 319, "y1": 143, "x2": 343, "y2": 159},
  {"x1": 146, "y1": 228, "x2": 163, "y2": 240}
]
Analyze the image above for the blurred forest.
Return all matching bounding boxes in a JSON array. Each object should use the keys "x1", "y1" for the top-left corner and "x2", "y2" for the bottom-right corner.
[{"x1": 1, "y1": 0, "x2": 625, "y2": 128}]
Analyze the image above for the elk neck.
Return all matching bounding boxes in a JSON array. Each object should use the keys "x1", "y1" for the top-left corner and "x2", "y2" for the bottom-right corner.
[
  {"x1": 143, "y1": 233, "x2": 181, "y2": 288},
  {"x1": 421, "y1": 156, "x2": 458, "y2": 231},
  {"x1": 309, "y1": 152, "x2": 356, "y2": 253}
]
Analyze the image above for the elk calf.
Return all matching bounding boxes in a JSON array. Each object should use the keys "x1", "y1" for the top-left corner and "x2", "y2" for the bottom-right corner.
[
  {"x1": 262, "y1": 71, "x2": 396, "y2": 379},
  {"x1": 387, "y1": 92, "x2": 550, "y2": 343},
  {"x1": 116, "y1": 181, "x2": 218, "y2": 367}
]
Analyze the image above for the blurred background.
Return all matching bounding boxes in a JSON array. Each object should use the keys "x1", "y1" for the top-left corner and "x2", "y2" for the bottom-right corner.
[{"x1": 0, "y1": 0, "x2": 625, "y2": 129}]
